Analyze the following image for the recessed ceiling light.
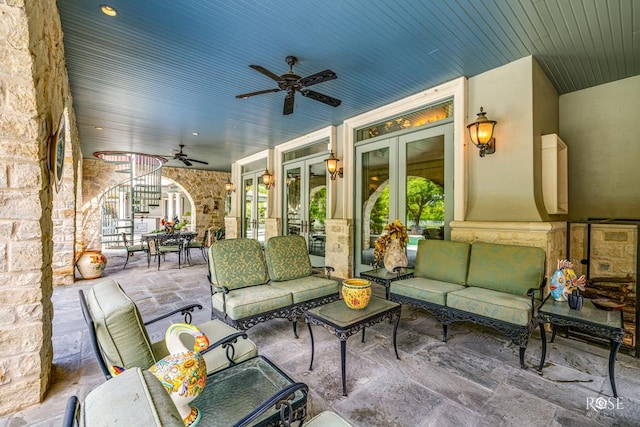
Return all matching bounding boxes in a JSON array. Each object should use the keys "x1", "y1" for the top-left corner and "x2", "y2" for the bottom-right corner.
[
  {"x1": 95, "y1": 126, "x2": 103, "y2": 131},
  {"x1": 100, "y1": 5, "x2": 118, "y2": 17},
  {"x1": 192, "y1": 132, "x2": 199, "y2": 136}
]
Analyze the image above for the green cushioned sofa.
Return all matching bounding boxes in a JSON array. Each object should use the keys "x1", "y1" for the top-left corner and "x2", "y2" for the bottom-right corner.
[
  {"x1": 208, "y1": 236, "x2": 340, "y2": 336},
  {"x1": 390, "y1": 240, "x2": 546, "y2": 368}
]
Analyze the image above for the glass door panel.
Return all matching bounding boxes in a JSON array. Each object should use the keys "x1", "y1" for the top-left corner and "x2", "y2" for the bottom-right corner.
[
  {"x1": 284, "y1": 166, "x2": 302, "y2": 235},
  {"x1": 241, "y1": 173, "x2": 267, "y2": 243},
  {"x1": 242, "y1": 177, "x2": 254, "y2": 239},
  {"x1": 356, "y1": 142, "x2": 391, "y2": 270},
  {"x1": 283, "y1": 157, "x2": 327, "y2": 260},
  {"x1": 256, "y1": 184, "x2": 267, "y2": 245},
  {"x1": 401, "y1": 133, "x2": 445, "y2": 265},
  {"x1": 355, "y1": 122, "x2": 452, "y2": 274},
  {"x1": 308, "y1": 162, "x2": 327, "y2": 257}
]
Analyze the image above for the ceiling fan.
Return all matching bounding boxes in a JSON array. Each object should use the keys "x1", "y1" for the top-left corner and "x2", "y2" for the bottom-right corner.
[
  {"x1": 169, "y1": 144, "x2": 209, "y2": 167},
  {"x1": 236, "y1": 55, "x2": 341, "y2": 115}
]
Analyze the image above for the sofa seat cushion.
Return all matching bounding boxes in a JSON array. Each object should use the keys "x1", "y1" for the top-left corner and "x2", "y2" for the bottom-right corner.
[
  {"x1": 270, "y1": 276, "x2": 339, "y2": 303},
  {"x1": 390, "y1": 277, "x2": 466, "y2": 305},
  {"x1": 212, "y1": 285, "x2": 293, "y2": 320},
  {"x1": 151, "y1": 319, "x2": 258, "y2": 374},
  {"x1": 82, "y1": 367, "x2": 184, "y2": 426},
  {"x1": 446, "y1": 287, "x2": 536, "y2": 326},
  {"x1": 414, "y1": 240, "x2": 471, "y2": 285}
]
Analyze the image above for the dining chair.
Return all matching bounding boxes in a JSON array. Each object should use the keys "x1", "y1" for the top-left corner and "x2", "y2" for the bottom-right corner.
[
  {"x1": 185, "y1": 228, "x2": 209, "y2": 262},
  {"x1": 121, "y1": 232, "x2": 147, "y2": 269},
  {"x1": 145, "y1": 233, "x2": 183, "y2": 270}
]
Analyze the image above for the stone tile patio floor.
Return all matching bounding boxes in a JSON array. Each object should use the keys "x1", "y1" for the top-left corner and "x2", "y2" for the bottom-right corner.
[{"x1": 2, "y1": 249, "x2": 639, "y2": 426}]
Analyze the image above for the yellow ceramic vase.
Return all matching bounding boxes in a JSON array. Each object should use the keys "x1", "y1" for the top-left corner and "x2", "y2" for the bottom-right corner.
[{"x1": 341, "y1": 279, "x2": 372, "y2": 309}]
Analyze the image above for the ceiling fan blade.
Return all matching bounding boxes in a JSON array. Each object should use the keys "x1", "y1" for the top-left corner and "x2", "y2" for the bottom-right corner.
[
  {"x1": 298, "y1": 69, "x2": 337, "y2": 88},
  {"x1": 283, "y1": 91, "x2": 295, "y2": 115},
  {"x1": 186, "y1": 158, "x2": 209, "y2": 165},
  {"x1": 181, "y1": 159, "x2": 192, "y2": 166},
  {"x1": 236, "y1": 88, "x2": 281, "y2": 99},
  {"x1": 249, "y1": 65, "x2": 283, "y2": 82},
  {"x1": 300, "y1": 89, "x2": 341, "y2": 107}
]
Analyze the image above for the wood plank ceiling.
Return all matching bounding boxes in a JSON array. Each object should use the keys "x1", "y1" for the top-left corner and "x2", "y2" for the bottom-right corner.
[{"x1": 56, "y1": 0, "x2": 640, "y2": 171}]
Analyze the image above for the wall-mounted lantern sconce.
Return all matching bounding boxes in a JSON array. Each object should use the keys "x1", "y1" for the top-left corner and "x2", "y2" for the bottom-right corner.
[
  {"x1": 467, "y1": 107, "x2": 497, "y2": 157},
  {"x1": 224, "y1": 179, "x2": 235, "y2": 195},
  {"x1": 261, "y1": 168, "x2": 275, "y2": 189},
  {"x1": 325, "y1": 151, "x2": 343, "y2": 180}
]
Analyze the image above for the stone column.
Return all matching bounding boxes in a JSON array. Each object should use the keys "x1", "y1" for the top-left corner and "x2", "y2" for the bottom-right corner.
[
  {"x1": 225, "y1": 216, "x2": 240, "y2": 239},
  {"x1": 167, "y1": 192, "x2": 175, "y2": 219},
  {"x1": 324, "y1": 219, "x2": 352, "y2": 279},
  {"x1": 0, "y1": 0, "x2": 77, "y2": 415},
  {"x1": 264, "y1": 218, "x2": 281, "y2": 241}
]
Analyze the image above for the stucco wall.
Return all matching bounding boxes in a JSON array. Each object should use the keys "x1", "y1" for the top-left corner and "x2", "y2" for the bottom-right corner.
[
  {"x1": 466, "y1": 57, "x2": 543, "y2": 221},
  {"x1": 559, "y1": 74, "x2": 640, "y2": 220}
]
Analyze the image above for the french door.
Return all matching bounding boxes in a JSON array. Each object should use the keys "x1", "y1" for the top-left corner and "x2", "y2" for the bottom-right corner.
[
  {"x1": 355, "y1": 122, "x2": 453, "y2": 274},
  {"x1": 283, "y1": 157, "x2": 328, "y2": 262},
  {"x1": 241, "y1": 172, "x2": 267, "y2": 244}
]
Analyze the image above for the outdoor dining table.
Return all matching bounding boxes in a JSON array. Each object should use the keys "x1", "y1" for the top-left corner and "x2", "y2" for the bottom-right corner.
[{"x1": 141, "y1": 231, "x2": 197, "y2": 269}]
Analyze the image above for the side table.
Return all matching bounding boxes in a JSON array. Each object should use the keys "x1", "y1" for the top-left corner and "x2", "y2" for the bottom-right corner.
[
  {"x1": 360, "y1": 267, "x2": 414, "y2": 300},
  {"x1": 305, "y1": 296, "x2": 401, "y2": 396},
  {"x1": 537, "y1": 296, "x2": 624, "y2": 398}
]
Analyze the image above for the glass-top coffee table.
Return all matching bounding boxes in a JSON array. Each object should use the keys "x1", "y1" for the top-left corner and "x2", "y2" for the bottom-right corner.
[
  {"x1": 192, "y1": 355, "x2": 307, "y2": 426},
  {"x1": 305, "y1": 296, "x2": 401, "y2": 396},
  {"x1": 359, "y1": 267, "x2": 414, "y2": 299},
  {"x1": 537, "y1": 296, "x2": 624, "y2": 398}
]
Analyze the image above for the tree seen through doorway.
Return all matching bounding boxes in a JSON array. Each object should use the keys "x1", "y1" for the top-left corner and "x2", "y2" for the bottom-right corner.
[{"x1": 370, "y1": 176, "x2": 443, "y2": 233}]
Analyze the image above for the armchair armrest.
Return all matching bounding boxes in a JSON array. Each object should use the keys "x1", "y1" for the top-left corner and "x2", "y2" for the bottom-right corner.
[
  {"x1": 312, "y1": 265, "x2": 335, "y2": 279},
  {"x1": 233, "y1": 382, "x2": 309, "y2": 427},
  {"x1": 143, "y1": 303, "x2": 203, "y2": 325},
  {"x1": 202, "y1": 331, "x2": 250, "y2": 365},
  {"x1": 62, "y1": 395, "x2": 79, "y2": 427},
  {"x1": 527, "y1": 277, "x2": 547, "y2": 316}
]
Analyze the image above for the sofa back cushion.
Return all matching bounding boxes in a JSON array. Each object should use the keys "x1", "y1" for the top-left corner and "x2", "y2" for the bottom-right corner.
[
  {"x1": 467, "y1": 242, "x2": 545, "y2": 297},
  {"x1": 209, "y1": 238, "x2": 269, "y2": 290},
  {"x1": 414, "y1": 239, "x2": 471, "y2": 285},
  {"x1": 85, "y1": 279, "x2": 157, "y2": 375},
  {"x1": 264, "y1": 234, "x2": 313, "y2": 281}
]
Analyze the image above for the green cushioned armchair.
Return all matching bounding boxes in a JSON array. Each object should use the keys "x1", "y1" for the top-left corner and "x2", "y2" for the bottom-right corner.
[{"x1": 79, "y1": 279, "x2": 257, "y2": 379}]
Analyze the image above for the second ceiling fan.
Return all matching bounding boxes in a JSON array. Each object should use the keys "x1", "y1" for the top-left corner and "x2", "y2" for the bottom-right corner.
[{"x1": 236, "y1": 56, "x2": 341, "y2": 115}]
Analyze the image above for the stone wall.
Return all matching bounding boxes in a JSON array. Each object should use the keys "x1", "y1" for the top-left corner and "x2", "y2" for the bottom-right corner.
[
  {"x1": 0, "y1": 0, "x2": 78, "y2": 416},
  {"x1": 568, "y1": 222, "x2": 637, "y2": 348},
  {"x1": 162, "y1": 166, "x2": 229, "y2": 236},
  {"x1": 81, "y1": 159, "x2": 229, "y2": 249}
]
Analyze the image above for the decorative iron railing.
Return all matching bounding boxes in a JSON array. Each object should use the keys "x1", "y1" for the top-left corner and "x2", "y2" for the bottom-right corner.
[{"x1": 94, "y1": 151, "x2": 167, "y2": 247}]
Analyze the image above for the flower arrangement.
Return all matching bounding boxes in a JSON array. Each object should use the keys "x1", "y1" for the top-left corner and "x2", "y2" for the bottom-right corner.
[{"x1": 373, "y1": 219, "x2": 409, "y2": 267}]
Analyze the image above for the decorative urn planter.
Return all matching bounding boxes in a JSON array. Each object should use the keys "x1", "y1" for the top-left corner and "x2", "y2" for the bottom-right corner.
[
  {"x1": 383, "y1": 239, "x2": 408, "y2": 273},
  {"x1": 149, "y1": 323, "x2": 209, "y2": 427},
  {"x1": 341, "y1": 279, "x2": 372, "y2": 309},
  {"x1": 76, "y1": 250, "x2": 107, "y2": 279}
]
